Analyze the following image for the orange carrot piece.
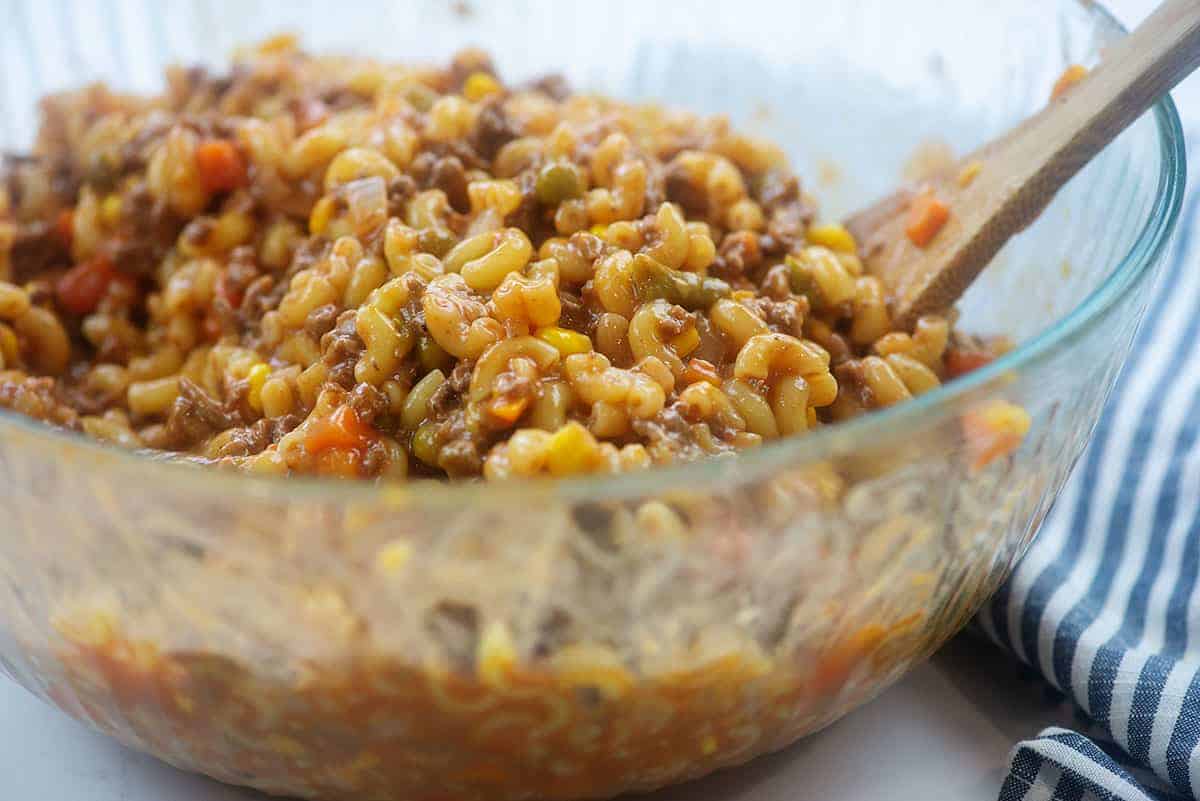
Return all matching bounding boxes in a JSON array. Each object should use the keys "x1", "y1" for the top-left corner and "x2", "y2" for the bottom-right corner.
[
  {"x1": 306, "y1": 406, "x2": 375, "y2": 454},
  {"x1": 904, "y1": 190, "x2": 950, "y2": 248},
  {"x1": 195, "y1": 139, "x2": 248, "y2": 194},
  {"x1": 56, "y1": 255, "x2": 116, "y2": 315},
  {"x1": 684, "y1": 357, "x2": 722, "y2": 387},
  {"x1": 486, "y1": 396, "x2": 529, "y2": 426},
  {"x1": 810, "y1": 623, "x2": 887, "y2": 696},
  {"x1": 944, "y1": 348, "x2": 995, "y2": 379},
  {"x1": 962, "y1": 400, "x2": 1031, "y2": 470},
  {"x1": 1050, "y1": 64, "x2": 1089, "y2": 101}
]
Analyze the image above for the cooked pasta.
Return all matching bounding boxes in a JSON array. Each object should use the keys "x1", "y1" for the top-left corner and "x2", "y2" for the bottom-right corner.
[{"x1": 0, "y1": 37, "x2": 1005, "y2": 481}]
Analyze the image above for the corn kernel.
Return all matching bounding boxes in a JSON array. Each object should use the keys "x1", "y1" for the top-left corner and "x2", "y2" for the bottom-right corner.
[
  {"x1": 806, "y1": 223, "x2": 857, "y2": 254},
  {"x1": 463, "y1": 72, "x2": 502, "y2": 102},
  {"x1": 979, "y1": 400, "x2": 1030, "y2": 434},
  {"x1": 309, "y1": 195, "x2": 335, "y2": 235},
  {"x1": 477, "y1": 621, "x2": 517, "y2": 687},
  {"x1": 546, "y1": 421, "x2": 598, "y2": 476},
  {"x1": 536, "y1": 326, "x2": 593, "y2": 356},
  {"x1": 589, "y1": 224, "x2": 608, "y2": 237},
  {"x1": 670, "y1": 327, "x2": 701, "y2": 357},
  {"x1": 374, "y1": 540, "x2": 412, "y2": 576},
  {"x1": 100, "y1": 194, "x2": 123, "y2": 227},
  {"x1": 246, "y1": 363, "x2": 270, "y2": 412}
]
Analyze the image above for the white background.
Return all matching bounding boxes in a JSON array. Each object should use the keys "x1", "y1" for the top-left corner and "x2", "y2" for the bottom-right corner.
[{"x1": 1, "y1": 0, "x2": 1193, "y2": 799}]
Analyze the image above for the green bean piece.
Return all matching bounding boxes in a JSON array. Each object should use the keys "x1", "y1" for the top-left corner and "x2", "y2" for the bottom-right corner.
[
  {"x1": 418, "y1": 227, "x2": 458, "y2": 258},
  {"x1": 786, "y1": 253, "x2": 825, "y2": 310},
  {"x1": 632, "y1": 253, "x2": 731, "y2": 310},
  {"x1": 417, "y1": 333, "x2": 453, "y2": 372}
]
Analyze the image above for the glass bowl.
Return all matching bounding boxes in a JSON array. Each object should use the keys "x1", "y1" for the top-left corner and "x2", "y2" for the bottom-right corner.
[{"x1": 0, "y1": 1, "x2": 1185, "y2": 800}]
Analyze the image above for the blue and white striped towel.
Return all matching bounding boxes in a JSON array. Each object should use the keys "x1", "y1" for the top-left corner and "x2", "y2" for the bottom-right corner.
[{"x1": 980, "y1": 116, "x2": 1200, "y2": 801}]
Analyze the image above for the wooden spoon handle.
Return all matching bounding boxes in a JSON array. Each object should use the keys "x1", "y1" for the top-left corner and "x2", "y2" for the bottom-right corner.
[
  {"x1": 849, "y1": 0, "x2": 1200, "y2": 329},
  {"x1": 1003, "y1": 0, "x2": 1200, "y2": 199}
]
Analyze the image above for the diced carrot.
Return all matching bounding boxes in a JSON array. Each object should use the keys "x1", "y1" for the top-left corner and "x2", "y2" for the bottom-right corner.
[
  {"x1": 195, "y1": 139, "x2": 248, "y2": 194},
  {"x1": 1051, "y1": 64, "x2": 1089, "y2": 101},
  {"x1": 305, "y1": 405, "x2": 376, "y2": 454},
  {"x1": 962, "y1": 400, "x2": 1031, "y2": 470},
  {"x1": 944, "y1": 348, "x2": 995, "y2": 379},
  {"x1": 54, "y1": 208, "x2": 75, "y2": 250},
  {"x1": 904, "y1": 190, "x2": 950, "y2": 248},
  {"x1": 684, "y1": 357, "x2": 722, "y2": 387},
  {"x1": 810, "y1": 623, "x2": 886, "y2": 696},
  {"x1": 56, "y1": 255, "x2": 116, "y2": 315},
  {"x1": 486, "y1": 396, "x2": 529, "y2": 426}
]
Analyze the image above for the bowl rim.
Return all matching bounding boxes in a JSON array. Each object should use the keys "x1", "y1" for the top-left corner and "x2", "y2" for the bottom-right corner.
[{"x1": 0, "y1": 0, "x2": 1187, "y2": 508}]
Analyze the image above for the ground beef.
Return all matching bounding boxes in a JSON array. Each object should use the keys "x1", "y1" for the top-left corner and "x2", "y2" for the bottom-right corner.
[
  {"x1": 427, "y1": 155, "x2": 470, "y2": 213},
  {"x1": 7, "y1": 222, "x2": 64, "y2": 284},
  {"x1": 0, "y1": 374, "x2": 80, "y2": 429},
  {"x1": 348, "y1": 382, "x2": 388, "y2": 424},
  {"x1": 165, "y1": 378, "x2": 242, "y2": 449},
  {"x1": 713, "y1": 231, "x2": 762, "y2": 280},
  {"x1": 471, "y1": 100, "x2": 519, "y2": 162},
  {"x1": 303, "y1": 303, "x2": 339, "y2": 340},
  {"x1": 320, "y1": 311, "x2": 364, "y2": 389},
  {"x1": 523, "y1": 73, "x2": 571, "y2": 101},
  {"x1": 429, "y1": 360, "x2": 473, "y2": 417}
]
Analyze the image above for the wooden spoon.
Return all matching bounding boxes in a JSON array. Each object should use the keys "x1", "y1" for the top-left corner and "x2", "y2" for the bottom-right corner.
[{"x1": 844, "y1": 0, "x2": 1200, "y2": 330}]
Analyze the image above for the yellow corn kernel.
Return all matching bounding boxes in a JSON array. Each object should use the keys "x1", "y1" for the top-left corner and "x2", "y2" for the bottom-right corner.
[
  {"x1": 589, "y1": 223, "x2": 608, "y2": 237},
  {"x1": 477, "y1": 621, "x2": 517, "y2": 687},
  {"x1": 670, "y1": 327, "x2": 701, "y2": 357},
  {"x1": 309, "y1": 195, "x2": 335, "y2": 235},
  {"x1": 977, "y1": 400, "x2": 1031, "y2": 435},
  {"x1": 100, "y1": 194, "x2": 123, "y2": 227},
  {"x1": 246, "y1": 363, "x2": 270, "y2": 412},
  {"x1": 463, "y1": 72, "x2": 502, "y2": 102},
  {"x1": 546, "y1": 421, "x2": 598, "y2": 476},
  {"x1": 374, "y1": 540, "x2": 412, "y2": 576},
  {"x1": 536, "y1": 326, "x2": 593, "y2": 356},
  {"x1": 806, "y1": 223, "x2": 857, "y2": 254},
  {"x1": 958, "y1": 160, "x2": 983, "y2": 188}
]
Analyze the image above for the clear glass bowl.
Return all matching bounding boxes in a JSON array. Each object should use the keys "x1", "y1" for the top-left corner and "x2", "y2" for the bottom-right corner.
[{"x1": 0, "y1": 2, "x2": 1185, "y2": 800}]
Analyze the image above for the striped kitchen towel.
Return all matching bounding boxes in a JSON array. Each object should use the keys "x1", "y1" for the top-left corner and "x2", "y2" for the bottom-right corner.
[{"x1": 979, "y1": 119, "x2": 1200, "y2": 800}]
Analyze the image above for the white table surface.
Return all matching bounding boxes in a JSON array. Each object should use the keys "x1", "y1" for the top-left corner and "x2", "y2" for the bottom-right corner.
[{"x1": 2, "y1": 1, "x2": 1188, "y2": 799}]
